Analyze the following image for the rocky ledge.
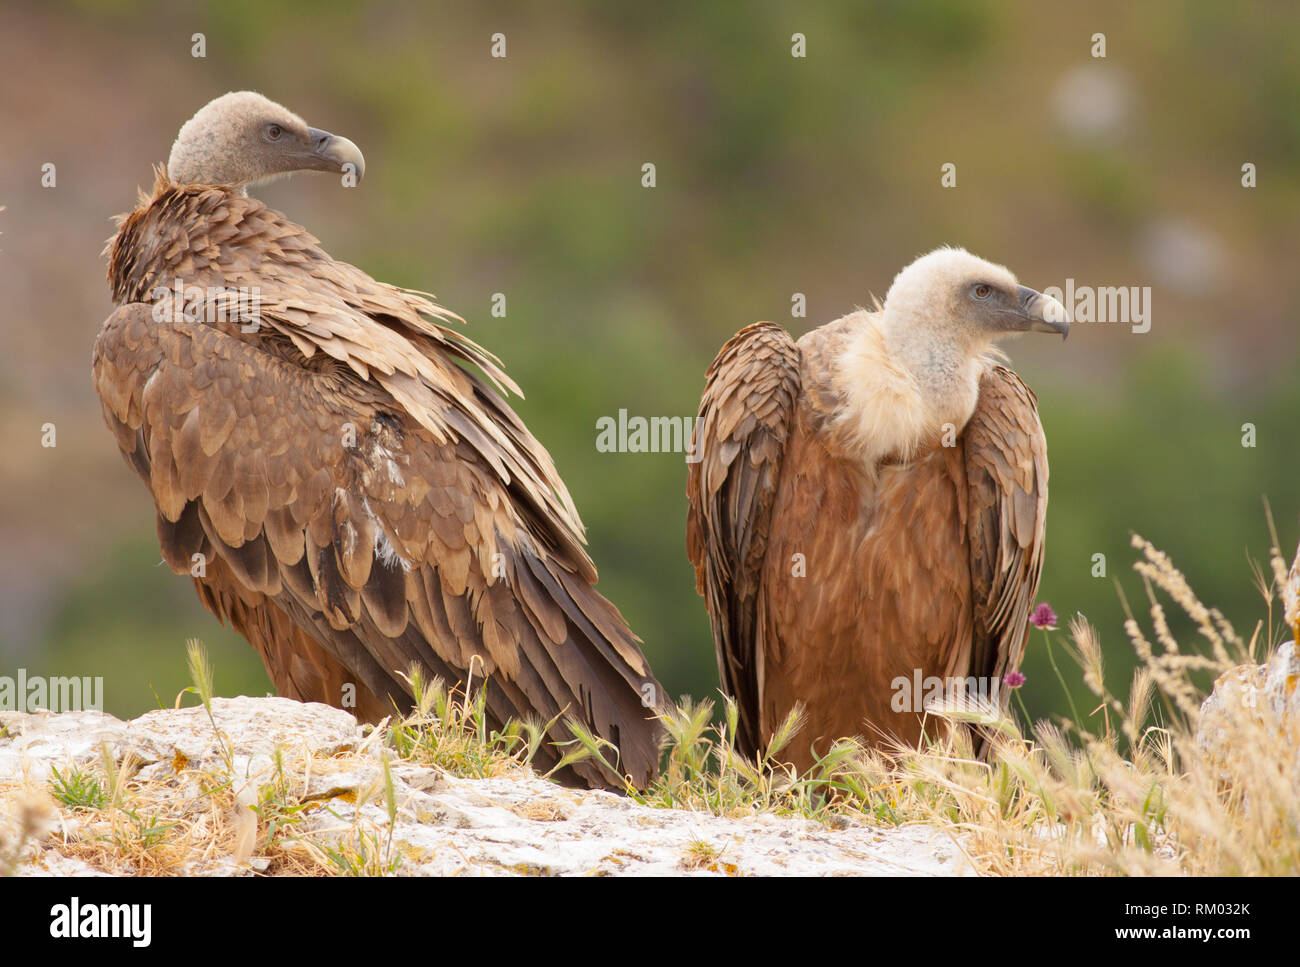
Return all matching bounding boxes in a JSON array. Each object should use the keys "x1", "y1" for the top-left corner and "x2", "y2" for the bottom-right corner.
[{"x1": 0, "y1": 696, "x2": 971, "y2": 877}]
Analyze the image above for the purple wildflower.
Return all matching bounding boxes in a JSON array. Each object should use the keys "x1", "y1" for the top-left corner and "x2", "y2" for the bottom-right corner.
[
  {"x1": 1030, "y1": 602, "x2": 1058, "y2": 630},
  {"x1": 1003, "y1": 670, "x2": 1026, "y2": 688}
]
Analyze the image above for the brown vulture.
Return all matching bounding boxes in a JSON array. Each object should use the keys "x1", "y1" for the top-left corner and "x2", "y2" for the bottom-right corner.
[
  {"x1": 686, "y1": 248, "x2": 1068, "y2": 770},
  {"x1": 92, "y1": 91, "x2": 664, "y2": 790}
]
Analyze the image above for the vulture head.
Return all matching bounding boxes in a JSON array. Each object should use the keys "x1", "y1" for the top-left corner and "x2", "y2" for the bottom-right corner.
[
  {"x1": 839, "y1": 247, "x2": 1070, "y2": 462},
  {"x1": 882, "y1": 247, "x2": 1070, "y2": 351},
  {"x1": 167, "y1": 91, "x2": 365, "y2": 189}
]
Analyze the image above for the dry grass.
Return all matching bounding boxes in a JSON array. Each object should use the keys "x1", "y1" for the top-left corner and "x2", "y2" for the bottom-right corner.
[
  {"x1": 2, "y1": 536, "x2": 1295, "y2": 876},
  {"x1": 384, "y1": 664, "x2": 553, "y2": 781},
  {"x1": 3, "y1": 650, "x2": 556, "y2": 876},
  {"x1": 894, "y1": 533, "x2": 1298, "y2": 875},
  {"x1": 636, "y1": 533, "x2": 1300, "y2": 875}
]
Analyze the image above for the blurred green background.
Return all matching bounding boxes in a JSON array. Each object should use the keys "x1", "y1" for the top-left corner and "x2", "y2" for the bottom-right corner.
[{"x1": 1, "y1": 0, "x2": 1297, "y2": 731}]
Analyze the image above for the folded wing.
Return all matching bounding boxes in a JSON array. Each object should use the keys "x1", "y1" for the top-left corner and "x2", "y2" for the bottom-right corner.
[
  {"x1": 963, "y1": 365, "x2": 1049, "y2": 703},
  {"x1": 685, "y1": 323, "x2": 801, "y2": 757},
  {"x1": 93, "y1": 302, "x2": 663, "y2": 789}
]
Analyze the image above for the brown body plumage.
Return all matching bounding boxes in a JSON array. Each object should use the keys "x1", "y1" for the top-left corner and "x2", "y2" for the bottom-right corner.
[
  {"x1": 93, "y1": 94, "x2": 663, "y2": 790},
  {"x1": 687, "y1": 249, "x2": 1066, "y2": 769}
]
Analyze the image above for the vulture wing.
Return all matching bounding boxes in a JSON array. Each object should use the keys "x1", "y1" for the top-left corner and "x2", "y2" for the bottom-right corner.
[
  {"x1": 962, "y1": 365, "x2": 1049, "y2": 699},
  {"x1": 686, "y1": 323, "x2": 801, "y2": 757},
  {"x1": 92, "y1": 301, "x2": 662, "y2": 790}
]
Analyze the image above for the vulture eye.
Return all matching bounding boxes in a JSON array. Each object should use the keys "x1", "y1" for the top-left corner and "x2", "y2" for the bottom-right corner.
[
  {"x1": 266, "y1": 123, "x2": 283, "y2": 141},
  {"x1": 972, "y1": 283, "x2": 992, "y2": 300}
]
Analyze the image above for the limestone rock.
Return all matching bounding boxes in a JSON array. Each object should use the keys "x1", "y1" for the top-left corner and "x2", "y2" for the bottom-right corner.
[
  {"x1": 0, "y1": 696, "x2": 971, "y2": 877},
  {"x1": 1197, "y1": 641, "x2": 1299, "y2": 783}
]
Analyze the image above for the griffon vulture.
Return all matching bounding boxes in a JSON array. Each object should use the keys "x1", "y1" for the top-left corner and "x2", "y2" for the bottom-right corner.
[
  {"x1": 686, "y1": 248, "x2": 1068, "y2": 769},
  {"x1": 92, "y1": 92, "x2": 664, "y2": 790}
]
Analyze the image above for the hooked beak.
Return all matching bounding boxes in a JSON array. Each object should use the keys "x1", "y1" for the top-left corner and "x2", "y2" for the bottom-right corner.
[
  {"x1": 1016, "y1": 284, "x2": 1070, "y2": 340},
  {"x1": 304, "y1": 127, "x2": 365, "y2": 183}
]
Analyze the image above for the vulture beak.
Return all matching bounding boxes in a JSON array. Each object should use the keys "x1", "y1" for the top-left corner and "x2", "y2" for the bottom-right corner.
[
  {"x1": 304, "y1": 127, "x2": 366, "y2": 183},
  {"x1": 1015, "y1": 284, "x2": 1071, "y2": 340}
]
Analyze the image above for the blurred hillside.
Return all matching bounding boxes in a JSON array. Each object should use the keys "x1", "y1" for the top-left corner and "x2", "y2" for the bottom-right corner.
[{"x1": 1, "y1": 0, "x2": 1297, "y2": 727}]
